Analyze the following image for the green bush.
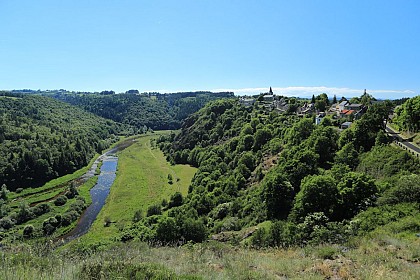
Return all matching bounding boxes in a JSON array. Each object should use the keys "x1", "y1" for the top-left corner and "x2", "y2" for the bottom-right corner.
[
  {"x1": 79, "y1": 262, "x2": 184, "y2": 280},
  {"x1": 379, "y1": 174, "x2": 420, "y2": 205},
  {"x1": 147, "y1": 204, "x2": 162, "y2": 217},
  {"x1": 155, "y1": 216, "x2": 179, "y2": 243},
  {"x1": 23, "y1": 224, "x2": 35, "y2": 238},
  {"x1": 0, "y1": 217, "x2": 15, "y2": 230},
  {"x1": 168, "y1": 192, "x2": 183, "y2": 208},
  {"x1": 54, "y1": 195, "x2": 68, "y2": 206},
  {"x1": 32, "y1": 203, "x2": 51, "y2": 217}
]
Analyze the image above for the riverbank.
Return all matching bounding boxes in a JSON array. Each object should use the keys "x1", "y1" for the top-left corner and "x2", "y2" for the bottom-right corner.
[
  {"x1": 0, "y1": 135, "x2": 143, "y2": 245},
  {"x1": 73, "y1": 132, "x2": 197, "y2": 246}
]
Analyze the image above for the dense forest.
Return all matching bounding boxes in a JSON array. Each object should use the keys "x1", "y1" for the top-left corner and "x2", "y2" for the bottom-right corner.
[
  {"x1": 0, "y1": 95, "x2": 129, "y2": 191},
  {"x1": 46, "y1": 91, "x2": 235, "y2": 131},
  {"x1": 115, "y1": 96, "x2": 420, "y2": 246}
]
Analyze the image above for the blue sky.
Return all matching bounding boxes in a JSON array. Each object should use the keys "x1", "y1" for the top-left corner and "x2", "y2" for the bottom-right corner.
[{"x1": 1, "y1": 0, "x2": 419, "y2": 99}]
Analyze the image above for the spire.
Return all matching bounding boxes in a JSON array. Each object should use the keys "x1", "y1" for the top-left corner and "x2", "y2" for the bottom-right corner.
[{"x1": 269, "y1": 87, "x2": 273, "y2": 94}]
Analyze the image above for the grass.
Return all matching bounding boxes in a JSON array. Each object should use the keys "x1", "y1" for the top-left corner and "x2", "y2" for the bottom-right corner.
[
  {"x1": 2, "y1": 235, "x2": 420, "y2": 280},
  {"x1": 78, "y1": 132, "x2": 197, "y2": 244}
]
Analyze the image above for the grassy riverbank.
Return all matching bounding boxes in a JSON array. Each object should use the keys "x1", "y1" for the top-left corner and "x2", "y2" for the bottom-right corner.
[{"x1": 77, "y1": 132, "x2": 197, "y2": 245}]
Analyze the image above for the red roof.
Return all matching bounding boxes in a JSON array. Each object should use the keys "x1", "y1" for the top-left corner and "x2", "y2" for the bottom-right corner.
[{"x1": 340, "y1": 109, "x2": 355, "y2": 115}]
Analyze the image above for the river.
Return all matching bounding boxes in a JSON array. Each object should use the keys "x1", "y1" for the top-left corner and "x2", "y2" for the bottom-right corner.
[{"x1": 59, "y1": 138, "x2": 136, "y2": 243}]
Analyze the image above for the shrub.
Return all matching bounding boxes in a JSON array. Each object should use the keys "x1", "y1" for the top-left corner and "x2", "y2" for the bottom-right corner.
[
  {"x1": 16, "y1": 202, "x2": 33, "y2": 224},
  {"x1": 32, "y1": 203, "x2": 51, "y2": 217},
  {"x1": 43, "y1": 217, "x2": 59, "y2": 235},
  {"x1": 155, "y1": 217, "x2": 179, "y2": 243},
  {"x1": 23, "y1": 224, "x2": 35, "y2": 238},
  {"x1": 146, "y1": 204, "x2": 162, "y2": 217},
  {"x1": 104, "y1": 216, "x2": 112, "y2": 227},
  {"x1": 168, "y1": 192, "x2": 183, "y2": 208},
  {"x1": 68, "y1": 199, "x2": 86, "y2": 214},
  {"x1": 65, "y1": 183, "x2": 79, "y2": 199},
  {"x1": 181, "y1": 218, "x2": 207, "y2": 242},
  {"x1": 61, "y1": 210, "x2": 79, "y2": 226},
  {"x1": 0, "y1": 184, "x2": 8, "y2": 201},
  {"x1": 54, "y1": 195, "x2": 68, "y2": 206},
  {"x1": 0, "y1": 217, "x2": 15, "y2": 230},
  {"x1": 79, "y1": 262, "x2": 179, "y2": 280},
  {"x1": 379, "y1": 174, "x2": 420, "y2": 205},
  {"x1": 132, "y1": 209, "x2": 143, "y2": 223}
]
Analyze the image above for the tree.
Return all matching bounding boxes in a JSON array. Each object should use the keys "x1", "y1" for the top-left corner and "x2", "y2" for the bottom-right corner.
[
  {"x1": 379, "y1": 174, "x2": 420, "y2": 205},
  {"x1": 311, "y1": 94, "x2": 316, "y2": 104},
  {"x1": 335, "y1": 142, "x2": 359, "y2": 169},
  {"x1": 393, "y1": 96, "x2": 420, "y2": 133},
  {"x1": 23, "y1": 224, "x2": 35, "y2": 238},
  {"x1": 332, "y1": 95, "x2": 337, "y2": 104},
  {"x1": 0, "y1": 184, "x2": 8, "y2": 201},
  {"x1": 291, "y1": 175, "x2": 339, "y2": 222},
  {"x1": 253, "y1": 128, "x2": 272, "y2": 150},
  {"x1": 286, "y1": 118, "x2": 315, "y2": 145},
  {"x1": 181, "y1": 218, "x2": 207, "y2": 242},
  {"x1": 337, "y1": 172, "x2": 377, "y2": 219},
  {"x1": 261, "y1": 172, "x2": 294, "y2": 220},
  {"x1": 147, "y1": 204, "x2": 162, "y2": 216},
  {"x1": 168, "y1": 192, "x2": 183, "y2": 208},
  {"x1": 54, "y1": 195, "x2": 68, "y2": 206},
  {"x1": 155, "y1": 216, "x2": 179, "y2": 243}
]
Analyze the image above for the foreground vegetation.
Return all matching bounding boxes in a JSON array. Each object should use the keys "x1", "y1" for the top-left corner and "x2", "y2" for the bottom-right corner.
[{"x1": 1, "y1": 231, "x2": 419, "y2": 279}]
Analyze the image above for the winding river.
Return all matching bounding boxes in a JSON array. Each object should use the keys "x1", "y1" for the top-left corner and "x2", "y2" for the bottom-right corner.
[{"x1": 59, "y1": 139, "x2": 135, "y2": 243}]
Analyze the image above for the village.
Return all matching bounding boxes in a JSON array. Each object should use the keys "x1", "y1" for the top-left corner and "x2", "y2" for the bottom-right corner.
[{"x1": 239, "y1": 87, "x2": 374, "y2": 130}]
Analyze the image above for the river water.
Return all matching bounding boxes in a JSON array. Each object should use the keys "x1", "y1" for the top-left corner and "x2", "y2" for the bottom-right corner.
[{"x1": 59, "y1": 139, "x2": 136, "y2": 243}]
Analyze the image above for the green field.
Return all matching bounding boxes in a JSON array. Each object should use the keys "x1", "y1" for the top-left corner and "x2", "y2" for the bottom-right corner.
[{"x1": 79, "y1": 132, "x2": 197, "y2": 244}]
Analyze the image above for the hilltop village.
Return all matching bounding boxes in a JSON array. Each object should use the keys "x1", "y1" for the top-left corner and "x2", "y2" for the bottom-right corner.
[{"x1": 239, "y1": 87, "x2": 379, "y2": 129}]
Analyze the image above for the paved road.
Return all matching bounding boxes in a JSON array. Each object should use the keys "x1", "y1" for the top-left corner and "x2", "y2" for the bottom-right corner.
[{"x1": 385, "y1": 124, "x2": 420, "y2": 156}]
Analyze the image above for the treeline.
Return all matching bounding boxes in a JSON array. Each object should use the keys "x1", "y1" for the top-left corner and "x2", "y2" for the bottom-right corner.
[
  {"x1": 119, "y1": 96, "x2": 419, "y2": 245},
  {"x1": 392, "y1": 95, "x2": 420, "y2": 133},
  {"x1": 0, "y1": 95, "x2": 129, "y2": 191},
  {"x1": 50, "y1": 91, "x2": 235, "y2": 131}
]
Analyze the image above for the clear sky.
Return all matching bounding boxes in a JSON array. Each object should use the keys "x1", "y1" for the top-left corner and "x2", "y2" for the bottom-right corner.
[{"x1": 1, "y1": 0, "x2": 419, "y2": 99}]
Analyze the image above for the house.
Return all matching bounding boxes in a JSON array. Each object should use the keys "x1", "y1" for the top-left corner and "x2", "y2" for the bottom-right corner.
[
  {"x1": 239, "y1": 97, "x2": 255, "y2": 107},
  {"x1": 340, "y1": 109, "x2": 356, "y2": 118},
  {"x1": 274, "y1": 98, "x2": 289, "y2": 112},
  {"x1": 345, "y1": 103, "x2": 363, "y2": 111},
  {"x1": 341, "y1": 121, "x2": 353, "y2": 129},
  {"x1": 315, "y1": 112, "x2": 326, "y2": 125},
  {"x1": 263, "y1": 95, "x2": 274, "y2": 102},
  {"x1": 297, "y1": 103, "x2": 315, "y2": 115},
  {"x1": 338, "y1": 101, "x2": 349, "y2": 111}
]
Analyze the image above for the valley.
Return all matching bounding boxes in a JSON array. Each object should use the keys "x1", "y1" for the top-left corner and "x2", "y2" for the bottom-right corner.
[{"x1": 0, "y1": 91, "x2": 419, "y2": 279}]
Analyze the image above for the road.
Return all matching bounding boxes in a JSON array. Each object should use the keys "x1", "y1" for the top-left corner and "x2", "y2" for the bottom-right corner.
[{"x1": 385, "y1": 124, "x2": 420, "y2": 156}]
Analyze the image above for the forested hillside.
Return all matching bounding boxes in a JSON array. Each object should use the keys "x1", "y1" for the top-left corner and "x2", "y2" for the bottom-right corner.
[
  {"x1": 49, "y1": 91, "x2": 235, "y2": 131},
  {"x1": 118, "y1": 97, "x2": 420, "y2": 246},
  {"x1": 0, "y1": 95, "x2": 129, "y2": 191}
]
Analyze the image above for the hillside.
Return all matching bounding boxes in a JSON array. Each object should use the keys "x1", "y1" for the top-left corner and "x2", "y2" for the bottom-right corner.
[
  {"x1": 46, "y1": 91, "x2": 235, "y2": 131},
  {"x1": 147, "y1": 97, "x2": 420, "y2": 247},
  {"x1": 0, "y1": 95, "x2": 129, "y2": 191}
]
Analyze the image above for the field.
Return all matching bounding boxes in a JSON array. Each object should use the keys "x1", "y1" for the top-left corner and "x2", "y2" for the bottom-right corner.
[{"x1": 77, "y1": 132, "x2": 197, "y2": 245}]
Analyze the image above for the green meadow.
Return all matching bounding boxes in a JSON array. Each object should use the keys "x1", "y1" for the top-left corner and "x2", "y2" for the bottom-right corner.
[{"x1": 78, "y1": 132, "x2": 197, "y2": 244}]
